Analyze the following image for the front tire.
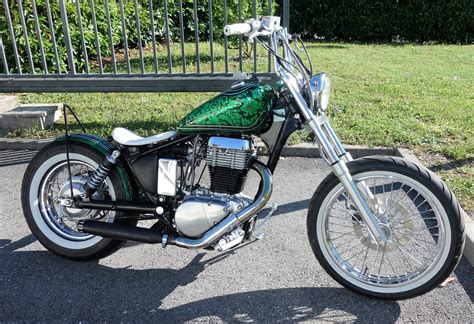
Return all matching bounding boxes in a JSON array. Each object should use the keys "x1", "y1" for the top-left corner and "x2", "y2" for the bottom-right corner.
[
  {"x1": 22, "y1": 142, "x2": 135, "y2": 261},
  {"x1": 307, "y1": 156, "x2": 465, "y2": 299}
]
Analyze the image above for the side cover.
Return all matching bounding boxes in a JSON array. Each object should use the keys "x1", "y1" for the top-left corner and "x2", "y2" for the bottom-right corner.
[{"x1": 177, "y1": 78, "x2": 276, "y2": 135}]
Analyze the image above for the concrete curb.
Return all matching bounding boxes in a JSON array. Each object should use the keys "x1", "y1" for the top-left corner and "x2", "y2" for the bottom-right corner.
[
  {"x1": 281, "y1": 143, "x2": 396, "y2": 159},
  {"x1": 0, "y1": 137, "x2": 54, "y2": 150},
  {"x1": 394, "y1": 148, "x2": 474, "y2": 267},
  {"x1": 0, "y1": 138, "x2": 471, "y2": 265}
]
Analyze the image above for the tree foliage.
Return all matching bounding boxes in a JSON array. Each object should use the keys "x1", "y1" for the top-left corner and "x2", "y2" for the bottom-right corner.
[{"x1": 279, "y1": 0, "x2": 473, "y2": 43}]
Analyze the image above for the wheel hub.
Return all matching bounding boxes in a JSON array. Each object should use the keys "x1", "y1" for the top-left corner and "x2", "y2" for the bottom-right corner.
[
  {"x1": 58, "y1": 176, "x2": 101, "y2": 221},
  {"x1": 352, "y1": 196, "x2": 418, "y2": 251},
  {"x1": 384, "y1": 200, "x2": 415, "y2": 246}
]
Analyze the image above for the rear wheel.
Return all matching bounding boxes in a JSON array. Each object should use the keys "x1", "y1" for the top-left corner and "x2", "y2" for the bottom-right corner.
[
  {"x1": 21, "y1": 142, "x2": 135, "y2": 261},
  {"x1": 307, "y1": 156, "x2": 465, "y2": 299}
]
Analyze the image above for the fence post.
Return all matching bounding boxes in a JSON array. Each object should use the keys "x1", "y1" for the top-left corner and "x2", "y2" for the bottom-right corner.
[
  {"x1": 2, "y1": 0, "x2": 21, "y2": 73},
  {"x1": 59, "y1": 0, "x2": 76, "y2": 74},
  {"x1": 0, "y1": 0, "x2": 281, "y2": 91},
  {"x1": 0, "y1": 36, "x2": 9, "y2": 74},
  {"x1": 17, "y1": 0, "x2": 35, "y2": 73},
  {"x1": 283, "y1": 0, "x2": 290, "y2": 33}
]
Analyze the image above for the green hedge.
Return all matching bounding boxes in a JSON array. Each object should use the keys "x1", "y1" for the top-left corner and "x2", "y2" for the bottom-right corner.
[
  {"x1": 0, "y1": 0, "x2": 276, "y2": 74},
  {"x1": 280, "y1": 0, "x2": 473, "y2": 43}
]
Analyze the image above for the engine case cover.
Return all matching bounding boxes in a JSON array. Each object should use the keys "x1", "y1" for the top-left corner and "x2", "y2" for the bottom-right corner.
[{"x1": 174, "y1": 192, "x2": 251, "y2": 238}]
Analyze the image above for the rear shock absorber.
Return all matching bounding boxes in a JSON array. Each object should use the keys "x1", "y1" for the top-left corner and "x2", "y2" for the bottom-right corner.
[{"x1": 82, "y1": 150, "x2": 121, "y2": 197}]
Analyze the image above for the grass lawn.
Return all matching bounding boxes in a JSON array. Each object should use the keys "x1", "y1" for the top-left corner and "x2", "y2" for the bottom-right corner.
[{"x1": 3, "y1": 41, "x2": 473, "y2": 213}]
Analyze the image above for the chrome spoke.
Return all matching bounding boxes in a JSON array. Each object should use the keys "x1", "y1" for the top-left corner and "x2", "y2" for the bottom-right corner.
[
  {"x1": 345, "y1": 244, "x2": 369, "y2": 262},
  {"x1": 378, "y1": 248, "x2": 386, "y2": 275},
  {"x1": 336, "y1": 238, "x2": 365, "y2": 256},
  {"x1": 329, "y1": 231, "x2": 353, "y2": 240},
  {"x1": 320, "y1": 171, "x2": 447, "y2": 289},
  {"x1": 409, "y1": 225, "x2": 440, "y2": 232},
  {"x1": 39, "y1": 160, "x2": 115, "y2": 241}
]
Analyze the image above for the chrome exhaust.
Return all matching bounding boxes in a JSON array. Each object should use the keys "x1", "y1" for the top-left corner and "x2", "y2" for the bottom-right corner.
[
  {"x1": 171, "y1": 160, "x2": 272, "y2": 249},
  {"x1": 79, "y1": 160, "x2": 272, "y2": 249}
]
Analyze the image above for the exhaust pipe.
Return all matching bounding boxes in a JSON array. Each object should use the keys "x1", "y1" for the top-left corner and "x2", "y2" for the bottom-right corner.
[
  {"x1": 79, "y1": 160, "x2": 272, "y2": 249},
  {"x1": 78, "y1": 220, "x2": 164, "y2": 244}
]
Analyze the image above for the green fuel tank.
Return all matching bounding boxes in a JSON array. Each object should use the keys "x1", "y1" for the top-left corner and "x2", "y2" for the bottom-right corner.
[{"x1": 177, "y1": 78, "x2": 277, "y2": 135}]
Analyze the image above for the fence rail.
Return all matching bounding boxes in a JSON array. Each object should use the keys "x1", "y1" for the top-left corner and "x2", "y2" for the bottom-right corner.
[{"x1": 0, "y1": 0, "x2": 290, "y2": 92}]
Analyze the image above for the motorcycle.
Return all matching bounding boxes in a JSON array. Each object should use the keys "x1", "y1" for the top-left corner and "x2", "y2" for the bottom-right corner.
[{"x1": 21, "y1": 16, "x2": 465, "y2": 299}]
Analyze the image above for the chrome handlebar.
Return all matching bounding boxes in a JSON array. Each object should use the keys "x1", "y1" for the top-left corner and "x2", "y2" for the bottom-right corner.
[
  {"x1": 223, "y1": 22, "x2": 255, "y2": 36},
  {"x1": 224, "y1": 16, "x2": 314, "y2": 109},
  {"x1": 223, "y1": 16, "x2": 282, "y2": 36}
]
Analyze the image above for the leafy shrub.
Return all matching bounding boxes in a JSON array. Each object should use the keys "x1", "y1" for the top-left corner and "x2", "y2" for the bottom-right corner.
[
  {"x1": 0, "y1": 0, "x2": 276, "y2": 74},
  {"x1": 277, "y1": 0, "x2": 473, "y2": 43}
]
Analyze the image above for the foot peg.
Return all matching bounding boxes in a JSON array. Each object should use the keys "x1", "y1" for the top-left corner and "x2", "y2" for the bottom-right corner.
[
  {"x1": 252, "y1": 203, "x2": 278, "y2": 240},
  {"x1": 215, "y1": 228, "x2": 245, "y2": 252}
]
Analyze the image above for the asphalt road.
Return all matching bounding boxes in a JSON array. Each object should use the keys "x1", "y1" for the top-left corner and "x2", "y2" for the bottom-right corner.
[{"x1": 0, "y1": 150, "x2": 472, "y2": 322}]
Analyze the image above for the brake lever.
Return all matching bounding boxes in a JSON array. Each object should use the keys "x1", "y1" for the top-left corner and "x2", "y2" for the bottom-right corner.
[{"x1": 248, "y1": 30, "x2": 272, "y2": 43}]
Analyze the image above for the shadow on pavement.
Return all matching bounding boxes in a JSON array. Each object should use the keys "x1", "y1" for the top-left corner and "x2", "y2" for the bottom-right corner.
[
  {"x1": 0, "y1": 235, "x2": 401, "y2": 322},
  {"x1": 258, "y1": 198, "x2": 311, "y2": 219},
  {"x1": 0, "y1": 150, "x2": 36, "y2": 167}
]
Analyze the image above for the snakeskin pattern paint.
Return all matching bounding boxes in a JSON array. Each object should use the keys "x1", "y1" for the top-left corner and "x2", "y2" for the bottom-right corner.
[{"x1": 178, "y1": 80, "x2": 276, "y2": 135}]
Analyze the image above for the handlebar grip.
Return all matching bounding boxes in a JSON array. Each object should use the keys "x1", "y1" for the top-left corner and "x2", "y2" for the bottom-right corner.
[{"x1": 223, "y1": 23, "x2": 252, "y2": 36}]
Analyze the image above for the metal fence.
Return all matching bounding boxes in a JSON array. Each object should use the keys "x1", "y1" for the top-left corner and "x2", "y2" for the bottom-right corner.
[{"x1": 0, "y1": 0, "x2": 289, "y2": 92}]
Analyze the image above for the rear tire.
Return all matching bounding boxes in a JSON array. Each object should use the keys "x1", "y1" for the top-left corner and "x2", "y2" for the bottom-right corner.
[
  {"x1": 307, "y1": 156, "x2": 465, "y2": 299},
  {"x1": 21, "y1": 142, "x2": 136, "y2": 261}
]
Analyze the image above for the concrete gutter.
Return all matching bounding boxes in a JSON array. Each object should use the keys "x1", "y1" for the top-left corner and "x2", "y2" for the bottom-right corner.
[{"x1": 0, "y1": 138, "x2": 471, "y2": 265}]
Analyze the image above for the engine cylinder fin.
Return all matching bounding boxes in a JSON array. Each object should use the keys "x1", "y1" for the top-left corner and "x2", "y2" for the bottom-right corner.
[
  {"x1": 209, "y1": 166, "x2": 248, "y2": 194},
  {"x1": 205, "y1": 136, "x2": 254, "y2": 195}
]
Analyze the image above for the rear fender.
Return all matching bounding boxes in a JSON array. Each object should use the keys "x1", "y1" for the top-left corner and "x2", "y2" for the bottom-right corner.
[{"x1": 54, "y1": 134, "x2": 134, "y2": 200}]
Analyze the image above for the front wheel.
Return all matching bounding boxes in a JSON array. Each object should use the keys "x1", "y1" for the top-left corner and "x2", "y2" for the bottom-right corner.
[{"x1": 307, "y1": 156, "x2": 465, "y2": 299}]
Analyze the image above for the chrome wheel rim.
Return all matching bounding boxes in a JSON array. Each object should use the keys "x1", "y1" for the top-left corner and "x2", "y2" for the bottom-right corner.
[
  {"x1": 39, "y1": 160, "x2": 114, "y2": 241},
  {"x1": 318, "y1": 171, "x2": 450, "y2": 292}
]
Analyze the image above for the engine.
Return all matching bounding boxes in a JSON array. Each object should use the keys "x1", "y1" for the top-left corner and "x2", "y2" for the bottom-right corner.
[
  {"x1": 205, "y1": 137, "x2": 254, "y2": 194},
  {"x1": 174, "y1": 136, "x2": 255, "y2": 237}
]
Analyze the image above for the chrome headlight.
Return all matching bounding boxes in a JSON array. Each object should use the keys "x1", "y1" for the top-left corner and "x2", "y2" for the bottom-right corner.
[{"x1": 310, "y1": 73, "x2": 331, "y2": 112}]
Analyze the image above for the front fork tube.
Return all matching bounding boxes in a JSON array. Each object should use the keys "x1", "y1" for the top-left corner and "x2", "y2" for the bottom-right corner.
[
  {"x1": 307, "y1": 115, "x2": 388, "y2": 245},
  {"x1": 322, "y1": 120, "x2": 384, "y2": 215},
  {"x1": 278, "y1": 71, "x2": 387, "y2": 244}
]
